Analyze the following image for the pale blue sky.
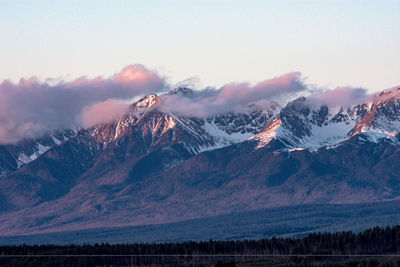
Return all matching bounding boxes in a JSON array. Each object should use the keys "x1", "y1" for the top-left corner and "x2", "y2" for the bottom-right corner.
[{"x1": 1, "y1": 0, "x2": 399, "y2": 91}]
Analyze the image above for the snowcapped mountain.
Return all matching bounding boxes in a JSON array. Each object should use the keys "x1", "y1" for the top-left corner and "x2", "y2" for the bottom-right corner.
[
  {"x1": 0, "y1": 87, "x2": 399, "y2": 237},
  {"x1": 251, "y1": 88, "x2": 400, "y2": 149},
  {"x1": 0, "y1": 88, "x2": 277, "y2": 178},
  {"x1": 86, "y1": 88, "x2": 279, "y2": 154},
  {"x1": 0, "y1": 89, "x2": 278, "y2": 212}
]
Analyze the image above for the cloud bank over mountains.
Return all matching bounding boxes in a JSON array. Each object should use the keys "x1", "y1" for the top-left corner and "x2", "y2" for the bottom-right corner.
[
  {"x1": 0, "y1": 65, "x2": 166, "y2": 144},
  {"x1": 0, "y1": 64, "x2": 390, "y2": 144},
  {"x1": 305, "y1": 87, "x2": 370, "y2": 109},
  {"x1": 159, "y1": 72, "x2": 306, "y2": 117}
]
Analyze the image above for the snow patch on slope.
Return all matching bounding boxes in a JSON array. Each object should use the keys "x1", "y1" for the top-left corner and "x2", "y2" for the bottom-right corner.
[
  {"x1": 359, "y1": 120, "x2": 400, "y2": 144},
  {"x1": 203, "y1": 121, "x2": 253, "y2": 145},
  {"x1": 250, "y1": 117, "x2": 282, "y2": 148},
  {"x1": 296, "y1": 121, "x2": 356, "y2": 148},
  {"x1": 51, "y1": 135, "x2": 62, "y2": 145},
  {"x1": 17, "y1": 143, "x2": 51, "y2": 166}
]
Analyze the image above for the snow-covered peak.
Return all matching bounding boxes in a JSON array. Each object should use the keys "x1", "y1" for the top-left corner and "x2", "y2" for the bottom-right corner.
[
  {"x1": 366, "y1": 88, "x2": 400, "y2": 111},
  {"x1": 124, "y1": 94, "x2": 162, "y2": 120},
  {"x1": 375, "y1": 87, "x2": 400, "y2": 101},
  {"x1": 85, "y1": 94, "x2": 163, "y2": 146},
  {"x1": 167, "y1": 87, "x2": 194, "y2": 96},
  {"x1": 132, "y1": 94, "x2": 161, "y2": 109},
  {"x1": 351, "y1": 89, "x2": 400, "y2": 144}
]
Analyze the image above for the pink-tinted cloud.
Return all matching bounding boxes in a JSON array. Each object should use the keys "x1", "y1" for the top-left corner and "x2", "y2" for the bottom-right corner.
[
  {"x1": 305, "y1": 87, "x2": 370, "y2": 108},
  {"x1": 160, "y1": 72, "x2": 306, "y2": 116},
  {"x1": 218, "y1": 72, "x2": 304, "y2": 104},
  {"x1": 79, "y1": 99, "x2": 130, "y2": 128},
  {"x1": 114, "y1": 65, "x2": 163, "y2": 85},
  {"x1": 0, "y1": 64, "x2": 166, "y2": 144}
]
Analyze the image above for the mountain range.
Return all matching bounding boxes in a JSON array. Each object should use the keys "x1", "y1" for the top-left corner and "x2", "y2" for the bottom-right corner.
[{"x1": 0, "y1": 87, "x2": 399, "y2": 240}]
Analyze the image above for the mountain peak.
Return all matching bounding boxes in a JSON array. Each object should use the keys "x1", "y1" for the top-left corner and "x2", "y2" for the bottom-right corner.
[
  {"x1": 368, "y1": 88, "x2": 400, "y2": 109},
  {"x1": 168, "y1": 87, "x2": 194, "y2": 96},
  {"x1": 282, "y1": 96, "x2": 310, "y2": 116},
  {"x1": 132, "y1": 94, "x2": 161, "y2": 109},
  {"x1": 376, "y1": 87, "x2": 400, "y2": 98},
  {"x1": 350, "y1": 88, "x2": 400, "y2": 143}
]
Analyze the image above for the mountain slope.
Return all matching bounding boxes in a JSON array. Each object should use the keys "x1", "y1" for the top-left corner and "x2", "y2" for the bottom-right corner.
[
  {"x1": 1, "y1": 200, "x2": 399, "y2": 244},
  {"x1": 0, "y1": 135, "x2": 398, "y2": 235},
  {"x1": 0, "y1": 130, "x2": 75, "y2": 178}
]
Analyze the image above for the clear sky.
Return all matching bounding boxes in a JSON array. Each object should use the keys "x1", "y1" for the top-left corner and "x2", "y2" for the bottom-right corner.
[{"x1": 1, "y1": 0, "x2": 399, "y2": 91}]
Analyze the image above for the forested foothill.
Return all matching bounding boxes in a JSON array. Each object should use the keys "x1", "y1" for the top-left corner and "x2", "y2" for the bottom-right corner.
[{"x1": 0, "y1": 225, "x2": 399, "y2": 266}]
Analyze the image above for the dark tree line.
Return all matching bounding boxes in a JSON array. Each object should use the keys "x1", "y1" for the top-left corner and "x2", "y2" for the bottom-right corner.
[{"x1": 0, "y1": 225, "x2": 399, "y2": 266}]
